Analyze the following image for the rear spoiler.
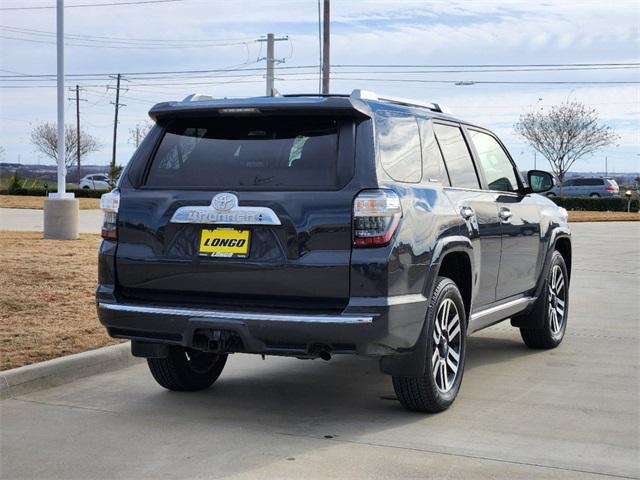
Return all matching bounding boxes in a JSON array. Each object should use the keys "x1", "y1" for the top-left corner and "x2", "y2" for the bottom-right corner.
[{"x1": 148, "y1": 95, "x2": 373, "y2": 122}]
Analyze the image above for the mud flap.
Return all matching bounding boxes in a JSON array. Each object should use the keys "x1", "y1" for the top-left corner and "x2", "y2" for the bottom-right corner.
[{"x1": 379, "y1": 325, "x2": 428, "y2": 377}]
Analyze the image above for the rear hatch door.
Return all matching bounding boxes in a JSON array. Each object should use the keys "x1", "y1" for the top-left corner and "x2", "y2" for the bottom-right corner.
[{"x1": 115, "y1": 114, "x2": 358, "y2": 310}]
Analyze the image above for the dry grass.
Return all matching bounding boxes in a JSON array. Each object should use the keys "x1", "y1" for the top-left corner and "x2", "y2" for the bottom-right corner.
[
  {"x1": 568, "y1": 211, "x2": 639, "y2": 222},
  {"x1": 0, "y1": 231, "x2": 119, "y2": 370},
  {"x1": 0, "y1": 195, "x2": 100, "y2": 210}
]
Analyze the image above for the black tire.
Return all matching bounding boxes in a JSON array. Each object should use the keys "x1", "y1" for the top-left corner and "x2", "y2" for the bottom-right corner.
[
  {"x1": 82, "y1": 185, "x2": 90, "y2": 190},
  {"x1": 590, "y1": 193, "x2": 600, "y2": 198},
  {"x1": 518, "y1": 250, "x2": 569, "y2": 349},
  {"x1": 147, "y1": 346, "x2": 227, "y2": 391},
  {"x1": 392, "y1": 277, "x2": 467, "y2": 413},
  {"x1": 546, "y1": 192, "x2": 556, "y2": 197}
]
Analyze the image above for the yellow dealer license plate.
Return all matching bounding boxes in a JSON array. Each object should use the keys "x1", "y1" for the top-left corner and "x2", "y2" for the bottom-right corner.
[{"x1": 199, "y1": 228, "x2": 250, "y2": 258}]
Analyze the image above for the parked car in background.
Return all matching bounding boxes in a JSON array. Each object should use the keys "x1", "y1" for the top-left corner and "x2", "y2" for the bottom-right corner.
[
  {"x1": 547, "y1": 177, "x2": 619, "y2": 197},
  {"x1": 79, "y1": 174, "x2": 110, "y2": 190}
]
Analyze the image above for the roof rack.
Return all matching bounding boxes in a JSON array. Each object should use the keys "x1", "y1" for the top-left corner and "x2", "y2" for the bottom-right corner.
[{"x1": 350, "y1": 89, "x2": 451, "y2": 114}]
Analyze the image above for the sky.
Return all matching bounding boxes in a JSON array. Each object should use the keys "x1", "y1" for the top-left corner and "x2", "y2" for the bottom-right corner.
[{"x1": 0, "y1": 0, "x2": 639, "y2": 175}]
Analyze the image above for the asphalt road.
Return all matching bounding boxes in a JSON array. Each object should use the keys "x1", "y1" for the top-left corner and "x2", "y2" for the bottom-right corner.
[
  {"x1": 1, "y1": 222, "x2": 639, "y2": 479},
  {"x1": 0, "y1": 208, "x2": 102, "y2": 233}
]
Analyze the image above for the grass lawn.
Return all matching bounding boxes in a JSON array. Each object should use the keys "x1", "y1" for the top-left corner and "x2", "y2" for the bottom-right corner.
[
  {"x1": 0, "y1": 231, "x2": 119, "y2": 370},
  {"x1": 0, "y1": 195, "x2": 100, "y2": 210}
]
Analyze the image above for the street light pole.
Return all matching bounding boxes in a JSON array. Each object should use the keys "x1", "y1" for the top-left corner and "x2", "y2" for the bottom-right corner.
[
  {"x1": 56, "y1": 0, "x2": 65, "y2": 196},
  {"x1": 44, "y1": 0, "x2": 79, "y2": 240}
]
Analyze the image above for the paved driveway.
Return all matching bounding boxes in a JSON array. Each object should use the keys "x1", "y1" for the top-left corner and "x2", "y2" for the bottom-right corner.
[
  {"x1": 0, "y1": 208, "x2": 102, "y2": 233},
  {"x1": 1, "y1": 222, "x2": 638, "y2": 479}
]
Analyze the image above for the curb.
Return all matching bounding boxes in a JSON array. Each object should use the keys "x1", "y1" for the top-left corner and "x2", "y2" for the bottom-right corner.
[{"x1": 0, "y1": 342, "x2": 143, "y2": 399}]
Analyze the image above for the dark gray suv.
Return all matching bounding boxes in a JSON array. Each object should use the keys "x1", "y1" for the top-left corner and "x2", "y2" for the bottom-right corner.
[{"x1": 97, "y1": 90, "x2": 572, "y2": 412}]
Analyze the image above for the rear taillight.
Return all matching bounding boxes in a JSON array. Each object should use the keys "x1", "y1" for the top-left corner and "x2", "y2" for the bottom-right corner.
[
  {"x1": 605, "y1": 185, "x2": 617, "y2": 192},
  {"x1": 100, "y1": 189, "x2": 120, "y2": 240},
  {"x1": 353, "y1": 189, "x2": 402, "y2": 247}
]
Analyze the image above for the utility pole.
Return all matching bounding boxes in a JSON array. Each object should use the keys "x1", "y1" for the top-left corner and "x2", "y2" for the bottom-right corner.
[
  {"x1": 322, "y1": 0, "x2": 330, "y2": 94},
  {"x1": 257, "y1": 34, "x2": 288, "y2": 96},
  {"x1": 109, "y1": 74, "x2": 126, "y2": 178},
  {"x1": 68, "y1": 85, "x2": 86, "y2": 181}
]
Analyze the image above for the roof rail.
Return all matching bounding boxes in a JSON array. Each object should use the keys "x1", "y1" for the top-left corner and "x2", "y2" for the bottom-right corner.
[
  {"x1": 182, "y1": 93, "x2": 214, "y2": 102},
  {"x1": 350, "y1": 89, "x2": 451, "y2": 114}
]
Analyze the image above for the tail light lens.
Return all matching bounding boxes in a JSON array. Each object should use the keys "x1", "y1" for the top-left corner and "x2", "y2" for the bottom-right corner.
[
  {"x1": 353, "y1": 189, "x2": 402, "y2": 247},
  {"x1": 100, "y1": 189, "x2": 120, "y2": 240},
  {"x1": 605, "y1": 185, "x2": 617, "y2": 192}
]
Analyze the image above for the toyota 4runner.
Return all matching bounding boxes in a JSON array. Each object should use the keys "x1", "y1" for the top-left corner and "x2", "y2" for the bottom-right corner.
[{"x1": 97, "y1": 90, "x2": 571, "y2": 412}]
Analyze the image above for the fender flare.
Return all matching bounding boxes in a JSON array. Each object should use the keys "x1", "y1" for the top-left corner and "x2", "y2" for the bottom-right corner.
[
  {"x1": 511, "y1": 226, "x2": 571, "y2": 328},
  {"x1": 380, "y1": 236, "x2": 474, "y2": 377}
]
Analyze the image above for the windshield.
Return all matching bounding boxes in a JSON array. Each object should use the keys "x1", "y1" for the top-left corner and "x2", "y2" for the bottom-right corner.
[{"x1": 145, "y1": 116, "x2": 343, "y2": 190}]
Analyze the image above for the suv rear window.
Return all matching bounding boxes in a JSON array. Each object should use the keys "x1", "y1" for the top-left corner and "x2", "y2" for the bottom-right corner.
[{"x1": 145, "y1": 117, "x2": 343, "y2": 190}]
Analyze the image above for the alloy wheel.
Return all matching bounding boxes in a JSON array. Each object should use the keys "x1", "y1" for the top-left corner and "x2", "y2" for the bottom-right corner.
[
  {"x1": 548, "y1": 264, "x2": 566, "y2": 335},
  {"x1": 432, "y1": 298, "x2": 462, "y2": 393}
]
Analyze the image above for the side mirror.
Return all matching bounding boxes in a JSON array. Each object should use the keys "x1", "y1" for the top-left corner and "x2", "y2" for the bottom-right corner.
[{"x1": 526, "y1": 170, "x2": 554, "y2": 193}]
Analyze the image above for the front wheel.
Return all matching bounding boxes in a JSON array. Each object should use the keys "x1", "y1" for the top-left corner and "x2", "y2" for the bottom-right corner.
[
  {"x1": 147, "y1": 346, "x2": 227, "y2": 391},
  {"x1": 392, "y1": 277, "x2": 467, "y2": 413},
  {"x1": 518, "y1": 250, "x2": 569, "y2": 349}
]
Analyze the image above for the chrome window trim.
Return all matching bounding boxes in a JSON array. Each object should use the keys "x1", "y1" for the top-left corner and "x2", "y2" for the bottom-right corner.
[{"x1": 99, "y1": 302, "x2": 373, "y2": 324}]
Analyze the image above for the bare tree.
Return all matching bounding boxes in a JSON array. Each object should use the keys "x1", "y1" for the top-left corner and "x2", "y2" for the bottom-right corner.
[
  {"x1": 515, "y1": 101, "x2": 618, "y2": 196},
  {"x1": 128, "y1": 122, "x2": 152, "y2": 148},
  {"x1": 29, "y1": 122, "x2": 101, "y2": 170}
]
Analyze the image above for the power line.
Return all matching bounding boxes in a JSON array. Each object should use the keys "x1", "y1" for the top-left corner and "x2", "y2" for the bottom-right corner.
[
  {"x1": 0, "y1": 34, "x2": 253, "y2": 49},
  {"x1": 333, "y1": 62, "x2": 640, "y2": 68},
  {"x1": 0, "y1": 0, "x2": 189, "y2": 11},
  {"x1": 0, "y1": 65, "x2": 316, "y2": 79},
  {"x1": 0, "y1": 25, "x2": 258, "y2": 45},
  {"x1": 1, "y1": 63, "x2": 637, "y2": 80}
]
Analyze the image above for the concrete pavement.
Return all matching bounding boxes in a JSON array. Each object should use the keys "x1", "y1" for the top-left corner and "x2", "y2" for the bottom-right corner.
[
  {"x1": 1, "y1": 222, "x2": 639, "y2": 479},
  {"x1": 0, "y1": 208, "x2": 102, "y2": 233}
]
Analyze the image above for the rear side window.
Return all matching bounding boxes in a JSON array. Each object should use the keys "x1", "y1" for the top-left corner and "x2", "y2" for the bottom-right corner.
[
  {"x1": 145, "y1": 116, "x2": 343, "y2": 190},
  {"x1": 577, "y1": 178, "x2": 603, "y2": 186},
  {"x1": 375, "y1": 110, "x2": 422, "y2": 183},
  {"x1": 433, "y1": 124, "x2": 480, "y2": 189},
  {"x1": 418, "y1": 119, "x2": 450, "y2": 185}
]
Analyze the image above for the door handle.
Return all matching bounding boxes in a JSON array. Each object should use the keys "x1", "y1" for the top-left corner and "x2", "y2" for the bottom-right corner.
[
  {"x1": 498, "y1": 207, "x2": 513, "y2": 222},
  {"x1": 460, "y1": 206, "x2": 475, "y2": 220}
]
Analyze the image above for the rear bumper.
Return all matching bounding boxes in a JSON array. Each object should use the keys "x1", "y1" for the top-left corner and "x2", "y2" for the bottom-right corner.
[{"x1": 97, "y1": 295, "x2": 428, "y2": 357}]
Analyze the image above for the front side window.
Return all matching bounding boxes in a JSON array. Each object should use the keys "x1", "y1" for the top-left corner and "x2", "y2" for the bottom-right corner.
[
  {"x1": 468, "y1": 130, "x2": 519, "y2": 192},
  {"x1": 433, "y1": 124, "x2": 480, "y2": 189},
  {"x1": 145, "y1": 116, "x2": 342, "y2": 189},
  {"x1": 375, "y1": 110, "x2": 422, "y2": 183}
]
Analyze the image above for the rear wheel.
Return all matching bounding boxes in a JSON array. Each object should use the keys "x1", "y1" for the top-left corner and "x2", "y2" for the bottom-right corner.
[
  {"x1": 147, "y1": 346, "x2": 227, "y2": 391},
  {"x1": 518, "y1": 250, "x2": 569, "y2": 349},
  {"x1": 392, "y1": 277, "x2": 467, "y2": 413},
  {"x1": 590, "y1": 193, "x2": 600, "y2": 198}
]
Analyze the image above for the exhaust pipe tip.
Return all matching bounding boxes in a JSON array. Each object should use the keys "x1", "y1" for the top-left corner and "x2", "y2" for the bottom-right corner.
[{"x1": 318, "y1": 350, "x2": 331, "y2": 361}]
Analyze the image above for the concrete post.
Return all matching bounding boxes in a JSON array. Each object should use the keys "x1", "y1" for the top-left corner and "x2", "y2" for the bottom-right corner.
[{"x1": 44, "y1": 198, "x2": 80, "y2": 240}]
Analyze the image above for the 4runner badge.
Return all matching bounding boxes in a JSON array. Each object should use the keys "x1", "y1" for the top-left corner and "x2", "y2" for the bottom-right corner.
[{"x1": 170, "y1": 193, "x2": 281, "y2": 226}]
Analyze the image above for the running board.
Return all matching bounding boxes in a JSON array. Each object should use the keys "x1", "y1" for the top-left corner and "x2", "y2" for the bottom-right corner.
[{"x1": 468, "y1": 297, "x2": 535, "y2": 334}]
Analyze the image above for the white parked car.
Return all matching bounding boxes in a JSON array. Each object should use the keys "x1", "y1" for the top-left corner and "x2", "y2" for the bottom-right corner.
[{"x1": 79, "y1": 174, "x2": 110, "y2": 190}]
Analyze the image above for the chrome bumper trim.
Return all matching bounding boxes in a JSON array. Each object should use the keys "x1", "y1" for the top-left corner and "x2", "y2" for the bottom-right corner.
[{"x1": 98, "y1": 302, "x2": 373, "y2": 324}]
